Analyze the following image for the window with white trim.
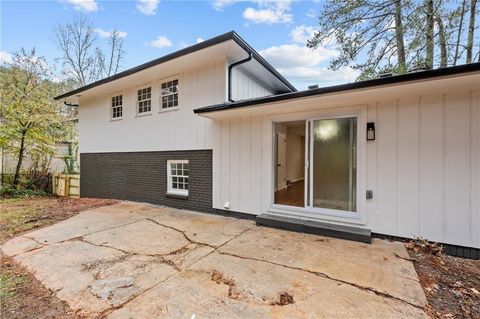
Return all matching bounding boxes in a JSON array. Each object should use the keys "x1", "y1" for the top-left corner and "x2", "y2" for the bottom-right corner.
[
  {"x1": 160, "y1": 79, "x2": 178, "y2": 109},
  {"x1": 111, "y1": 95, "x2": 123, "y2": 119},
  {"x1": 137, "y1": 87, "x2": 151, "y2": 113},
  {"x1": 167, "y1": 160, "x2": 189, "y2": 196}
]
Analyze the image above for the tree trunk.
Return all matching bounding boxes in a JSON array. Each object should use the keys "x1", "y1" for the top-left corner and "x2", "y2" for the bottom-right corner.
[
  {"x1": 466, "y1": 0, "x2": 477, "y2": 63},
  {"x1": 454, "y1": 0, "x2": 467, "y2": 65},
  {"x1": 394, "y1": 0, "x2": 407, "y2": 73},
  {"x1": 12, "y1": 130, "x2": 27, "y2": 188},
  {"x1": 426, "y1": 0, "x2": 435, "y2": 69},
  {"x1": 436, "y1": 15, "x2": 448, "y2": 67}
]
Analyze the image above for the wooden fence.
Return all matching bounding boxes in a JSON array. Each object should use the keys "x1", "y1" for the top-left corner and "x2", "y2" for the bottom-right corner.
[{"x1": 52, "y1": 174, "x2": 80, "y2": 197}]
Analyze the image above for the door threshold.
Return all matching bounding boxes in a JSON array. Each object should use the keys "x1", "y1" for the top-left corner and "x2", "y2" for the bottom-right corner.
[{"x1": 256, "y1": 213, "x2": 371, "y2": 244}]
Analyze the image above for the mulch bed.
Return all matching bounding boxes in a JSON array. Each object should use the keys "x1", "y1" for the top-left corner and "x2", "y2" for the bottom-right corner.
[{"x1": 407, "y1": 241, "x2": 480, "y2": 319}]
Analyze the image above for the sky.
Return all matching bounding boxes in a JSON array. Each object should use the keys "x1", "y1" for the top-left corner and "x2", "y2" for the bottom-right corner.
[{"x1": 0, "y1": 0, "x2": 360, "y2": 89}]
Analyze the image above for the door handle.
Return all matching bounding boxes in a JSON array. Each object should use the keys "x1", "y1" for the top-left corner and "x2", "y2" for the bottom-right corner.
[{"x1": 277, "y1": 164, "x2": 281, "y2": 167}]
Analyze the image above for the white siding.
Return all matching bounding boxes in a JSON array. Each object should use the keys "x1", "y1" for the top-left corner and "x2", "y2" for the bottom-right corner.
[
  {"x1": 212, "y1": 84, "x2": 480, "y2": 248},
  {"x1": 78, "y1": 60, "x2": 226, "y2": 153},
  {"x1": 231, "y1": 67, "x2": 274, "y2": 101}
]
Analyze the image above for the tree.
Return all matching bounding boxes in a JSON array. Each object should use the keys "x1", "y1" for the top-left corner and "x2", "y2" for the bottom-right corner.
[
  {"x1": 466, "y1": 0, "x2": 478, "y2": 63},
  {"x1": 308, "y1": 0, "x2": 479, "y2": 79},
  {"x1": 307, "y1": 0, "x2": 412, "y2": 77},
  {"x1": 54, "y1": 16, "x2": 125, "y2": 87},
  {"x1": 0, "y1": 49, "x2": 63, "y2": 187}
]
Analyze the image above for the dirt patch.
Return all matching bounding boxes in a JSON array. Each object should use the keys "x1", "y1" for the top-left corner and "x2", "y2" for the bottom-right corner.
[
  {"x1": 0, "y1": 253, "x2": 78, "y2": 319},
  {"x1": 271, "y1": 292, "x2": 295, "y2": 306},
  {"x1": 407, "y1": 241, "x2": 480, "y2": 319},
  {"x1": 0, "y1": 196, "x2": 118, "y2": 319},
  {"x1": 0, "y1": 196, "x2": 119, "y2": 243}
]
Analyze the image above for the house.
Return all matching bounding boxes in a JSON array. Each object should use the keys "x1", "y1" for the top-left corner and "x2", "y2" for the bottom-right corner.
[{"x1": 55, "y1": 31, "x2": 480, "y2": 258}]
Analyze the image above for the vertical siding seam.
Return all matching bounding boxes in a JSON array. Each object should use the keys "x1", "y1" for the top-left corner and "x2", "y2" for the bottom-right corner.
[
  {"x1": 442, "y1": 94, "x2": 447, "y2": 242},
  {"x1": 248, "y1": 118, "x2": 252, "y2": 213},
  {"x1": 395, "y1": 99, "x2": 399, "y2": 236},
  {"x1": 418, "y1": 96, "x2": 422, "y2": 236},
  {"x1": 469, "y1": 90, "x2": 474, "y2": 247}
]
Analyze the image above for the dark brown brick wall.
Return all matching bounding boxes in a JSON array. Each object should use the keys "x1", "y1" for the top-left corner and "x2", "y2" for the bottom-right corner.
[{"x1": 80, "y1": 150, "x2": 212, "y2": 212}]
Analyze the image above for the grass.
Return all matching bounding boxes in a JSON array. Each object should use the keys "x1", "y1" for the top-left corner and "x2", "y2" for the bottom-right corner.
[
  {"x1": 0, "y1": 273, "x2": 27, "y2": 299},
  {"x1": 0, "y1": 197, "x2": 53, "y2": 241}
]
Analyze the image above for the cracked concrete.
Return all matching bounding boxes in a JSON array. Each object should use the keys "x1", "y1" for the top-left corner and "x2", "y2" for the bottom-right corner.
[{"x1": 1, "y1": 201, "x2": 428, "y2": 318}]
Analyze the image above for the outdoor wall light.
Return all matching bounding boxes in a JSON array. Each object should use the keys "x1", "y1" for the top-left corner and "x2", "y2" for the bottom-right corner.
[{"x1": 367, "y1": 122, "x2": 375, "y2": 141}]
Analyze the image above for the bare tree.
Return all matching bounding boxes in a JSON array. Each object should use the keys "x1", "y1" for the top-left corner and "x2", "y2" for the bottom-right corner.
[
  {"x1": 466, "y1": 0, "x2": 478, "y2": 63},
  {"x1": 453, "y1": 0, "x2": 467, "y2": 65},
  {"x1": 425, "y1": 0, "x2": 435, "y2": 69},
  {"x1": 55, "y1": 16, "x2": 125, "y2": 87},
  {"x1": 435, "y1": 14, "x2": 448, "y2": 67}
]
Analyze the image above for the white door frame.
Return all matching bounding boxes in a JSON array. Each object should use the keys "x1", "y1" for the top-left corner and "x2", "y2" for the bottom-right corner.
[{"x1": 268, "y1": 105, "x2": 367, "y2": 225}]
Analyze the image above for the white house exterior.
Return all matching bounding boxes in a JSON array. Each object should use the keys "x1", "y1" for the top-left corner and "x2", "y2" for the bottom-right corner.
[{"x1": 56, "y1": 31, "x2": 480, "y2": 258}]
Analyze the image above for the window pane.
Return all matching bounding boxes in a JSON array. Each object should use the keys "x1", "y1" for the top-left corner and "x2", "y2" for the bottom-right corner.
[{"x1": 312, "y1": 118, "x2": 357, "y2": 212}]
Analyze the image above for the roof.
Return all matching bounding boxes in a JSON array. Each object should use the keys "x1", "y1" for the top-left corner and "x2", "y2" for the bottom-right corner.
[
  {"x1": 54, "y1": 31, "x2": 296, "y2": 101},
  {"x1": 194, "y1": 62, "x2": 480, "y2": 114}
]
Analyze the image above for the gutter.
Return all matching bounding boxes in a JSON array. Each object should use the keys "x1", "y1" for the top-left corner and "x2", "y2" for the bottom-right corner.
[
  {"x1": 228, "y1": 52, "x2": 252, "y2": 102},
  {"x1": 194, "y1": 61, "x2": 480, "y2": 114}
]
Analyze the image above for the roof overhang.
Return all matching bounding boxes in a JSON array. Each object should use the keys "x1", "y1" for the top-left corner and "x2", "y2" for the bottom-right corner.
[
  {"x1": 54, "y1": 31, "x2": 296, "y2": 103},
  {"x1": 194, "y1": 62, "x2": 480, "y2": 119}
]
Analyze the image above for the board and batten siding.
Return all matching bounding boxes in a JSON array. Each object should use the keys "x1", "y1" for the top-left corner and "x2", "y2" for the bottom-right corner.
[
  {"x1": 231, "y1": 67, "x2": 274, "y2": 101},
  {"x1": 212, "y1": 87, "x2": 480, "y2": 249}
]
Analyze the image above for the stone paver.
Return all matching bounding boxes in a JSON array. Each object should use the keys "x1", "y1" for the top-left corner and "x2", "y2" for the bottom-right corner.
[{"x1": 1, "y1": 201, "x2": 428, "y2": 318}]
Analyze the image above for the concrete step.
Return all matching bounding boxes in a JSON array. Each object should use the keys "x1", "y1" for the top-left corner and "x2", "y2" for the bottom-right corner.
[{"x1": 256, "y1": 214, "x2": 371, "y2": 244}]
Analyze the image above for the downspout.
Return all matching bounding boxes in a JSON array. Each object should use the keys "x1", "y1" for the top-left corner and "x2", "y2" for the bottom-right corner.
[{"x1": 228, "y1": 52, "x2": 252, "y2": 102}]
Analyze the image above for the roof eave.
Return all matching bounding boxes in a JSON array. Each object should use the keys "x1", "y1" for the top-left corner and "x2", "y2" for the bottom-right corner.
[
  {"x1": 54, "y1": 31, "x2": 295, "y2": 101},
  {"x1": 194, "y1": 62, "x2": 480, "y2": 114}
]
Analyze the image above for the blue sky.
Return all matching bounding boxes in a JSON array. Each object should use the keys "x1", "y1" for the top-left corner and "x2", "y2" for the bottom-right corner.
[{"x1": 0, "y1": 0, "x2": 359, "y2": 89}]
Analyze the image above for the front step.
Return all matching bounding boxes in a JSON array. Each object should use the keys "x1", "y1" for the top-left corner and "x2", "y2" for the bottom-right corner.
[{"x1": 256, "y1": 214, "x2": 372, "y2": 244}]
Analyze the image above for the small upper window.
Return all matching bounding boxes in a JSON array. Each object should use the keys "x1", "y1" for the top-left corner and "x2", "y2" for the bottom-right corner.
[
  {"x1": 160, "y1": 79, "x2": 179, "y2": 109},
  {"x1": 137, "y1": 87, "x2": 152, "y2": 114},
  {"x1": 167, "y1": 160, "x2": 189, "y2": 196},
  {"x1": 111, "y1": 95, "x2": 123, "y2": 119}
]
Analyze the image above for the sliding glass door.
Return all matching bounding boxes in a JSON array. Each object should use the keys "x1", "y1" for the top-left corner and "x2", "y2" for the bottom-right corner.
[
  {"x1": 273, "y1": 115, "x2": 359, "y2": 218},
  {"x1": 308, "y1": 116, "x2": 357, "y2": 214}
]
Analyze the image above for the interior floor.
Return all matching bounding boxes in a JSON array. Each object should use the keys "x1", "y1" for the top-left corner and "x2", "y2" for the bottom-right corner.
[{"x1": 275, "y1": 180, "x2": 304, "y2": 207}]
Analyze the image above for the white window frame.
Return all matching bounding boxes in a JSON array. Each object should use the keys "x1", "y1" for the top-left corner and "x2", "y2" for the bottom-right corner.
[
  {"x1": 159, "y1": 78, "x2": 179, "y2": 112},
  {"x1": 136, "y1": 85, "x2": 152, "y2": 116},
  {"x1": 167, "y1": 160, "x2": 189, "y2": 196},
  {"x1": 110, "y1": 94, "x2": 123, "y2": 120}
]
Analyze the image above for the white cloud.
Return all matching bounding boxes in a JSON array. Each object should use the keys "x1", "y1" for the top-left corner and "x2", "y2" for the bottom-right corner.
[
  {"x1": 278, "y1": 66, "x2": 360, "y2": 85},
  {"x1": 211, "y1": 0, "x2": 241, "y2": 11},
  {"x1": 196, "y1": 38, "x2": 204, "y2": 43},
  {"x1": 260, "y1": 44, "x2": 337, "y2": 68},
  {"x1": 62, "y1": 0, "x2": 98, "y2": 12},
  {"x1": 260, "y1": 43, "x2": 358, "y2": 89},
  {"x1": 306, "y1": 9, "x2": 317, "y2": 18},
  {"x1": 0, "y1": 51, "x2": 13, "y2": 64},
  {"x1": 290, "y1": 25, "x2": 317, "y2": 44},
  {"x1": 243, "y1": 1, "x2": 293, "y2": 24},
  {"x1": 95, "y1": 28, "x2": 127, "y2": 39},
  {"x1": 136, "y1": 0, "x2": 159, "y2": 16},
  {"x1": 150, "y1": 36, "x2": 172, "y2": 48}
]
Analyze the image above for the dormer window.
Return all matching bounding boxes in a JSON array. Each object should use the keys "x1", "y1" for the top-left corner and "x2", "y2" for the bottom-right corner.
[
  {"x1": 137, "y1": 87, "x2": 152, "y2": 114},
  {"x1": 160, "y1": 79, "x2": 178, "y2": 109}
]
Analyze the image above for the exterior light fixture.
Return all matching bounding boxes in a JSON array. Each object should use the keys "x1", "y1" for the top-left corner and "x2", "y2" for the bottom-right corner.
[{"x1": 367, "y1": 122, "x2": 375, "y2": 141}]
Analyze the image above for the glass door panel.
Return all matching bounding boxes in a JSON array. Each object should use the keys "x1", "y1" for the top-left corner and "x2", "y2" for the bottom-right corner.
[{"x1": 311, "y1": 117, "x2": 357, "y2": 212}]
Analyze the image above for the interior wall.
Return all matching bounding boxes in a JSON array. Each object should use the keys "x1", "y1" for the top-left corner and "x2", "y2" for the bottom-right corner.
[{"x1": 286, "y1": 128, "x2": 305, "y2": 182}]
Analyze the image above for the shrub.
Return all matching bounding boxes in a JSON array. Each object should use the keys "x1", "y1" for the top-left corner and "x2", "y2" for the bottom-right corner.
[{"x1": 0, "y1": 187, "x2": 49, "y2": 199}]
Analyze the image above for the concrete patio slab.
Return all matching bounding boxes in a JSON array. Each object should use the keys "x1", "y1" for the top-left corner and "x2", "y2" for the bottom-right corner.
[
  {"x1": 83, "y1": 219, "x2": 189, "y2": 255},
  {"x1": 219, "y1": 226, "x2": 427, "y2": 308},
  {"x1": 145, "y1": 207, "x2": 254, "y2": 247},
  {"x1": 1, "y1": 201, "x2": 428, "y2": 318}
]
